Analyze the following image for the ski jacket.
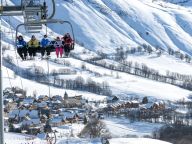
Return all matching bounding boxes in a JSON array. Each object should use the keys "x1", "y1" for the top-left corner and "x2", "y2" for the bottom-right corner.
[
  {"x1": 17, "y1": 40, "x2": 27, "y2": 48},
  {"x1": 63, "y1": 35, "x2": 72, "y2": 46},
  {"x1": 28, "y1": 39, "x2": 39, "y2": 48},
  {"x1": 41, "y1": 38, "x2": 50, "y2": 48},
  {"x1": 54, "y1": 40, "x2": 63, "y2": 48}
]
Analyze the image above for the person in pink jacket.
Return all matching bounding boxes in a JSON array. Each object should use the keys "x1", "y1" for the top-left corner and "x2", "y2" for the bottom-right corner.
[{"x1": 54, "y1": 37, "x2": 63, "y2": 58}]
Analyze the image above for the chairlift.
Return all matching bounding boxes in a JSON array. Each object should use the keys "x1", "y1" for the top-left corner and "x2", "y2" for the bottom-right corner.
[{"x1": 15, "y1": 19, "x2": 75, "y2": 56}]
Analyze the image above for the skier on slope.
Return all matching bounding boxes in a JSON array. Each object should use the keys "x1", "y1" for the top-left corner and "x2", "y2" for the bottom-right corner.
[
  {"x1": 54, "y1": 36, "x2": 63, "y2": 58},
  {"x1": 16, "y1": 35, "x2": 27, "y2": 60},
  {"x1": 40, "y1": 34, "x2": 50, "y2": 59}
]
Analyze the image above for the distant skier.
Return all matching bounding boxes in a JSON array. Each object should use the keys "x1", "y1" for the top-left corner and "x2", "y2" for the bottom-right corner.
[
  {"x1": 16, "y1": 35, "x2": 27, "y2": 60},
  {"x1": 40, "y1": 34, "x2": 50, "y2": 58},
  {"x1": 54, "y1": 36, "x2": 63, "y2": 58},
  {"x1": 28, "y1": 35, "x2": 40, "y2": 59},
  {"x1": 63, "y1": 33, "x2": 73, "y2": 57}
]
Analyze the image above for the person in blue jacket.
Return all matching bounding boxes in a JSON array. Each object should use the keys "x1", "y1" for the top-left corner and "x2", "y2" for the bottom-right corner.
[
  {"x1": 16, "y1": 35, "x2": 27, "y2": 60},
  {"x1": 40, "y1": 35, "x2": 50, "y2": 58}
]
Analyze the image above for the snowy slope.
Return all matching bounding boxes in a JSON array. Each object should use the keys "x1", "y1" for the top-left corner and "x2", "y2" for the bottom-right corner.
[
  {"x1": 3, "y1": 0, "x2": 192, "y2": 55},
  {"x1": 5, "y1": 132, "x2": 172, "y2": 144},
  {"x1": 45, "y1": 0, "x2": 192, "y2": 55},
  {"x1": 103, "y1": 117, "x2": 163, "y2": 137},
  {"x1": 4, "y1": 132, "x2": 46, "y2": 144},
  {"x1": 162, "y1": 0, "x2": 192, "y2": 6},
  {"x1": 2, "y1": 50, "x2": 192, "y2": 102},
  {"x1": 110, "y1": 138, "x2": 172, "y2": 144}
]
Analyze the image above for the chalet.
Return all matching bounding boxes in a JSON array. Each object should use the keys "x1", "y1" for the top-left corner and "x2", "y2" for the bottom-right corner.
[
  {"x1": 49, "y1": 116, "x2": 66, "y2": 127},
  {"x1": 52, "y1": 100, "x2": 63, "y2": 109},
  {"x1": 23, "y1": 97, "x2": 35, "y2": 106},
  {"x1": 131, "y1": 100, "x2": 139, "y2": 108},
  {"x1": 59, "y1": 110, "x2": 76, "y2": 122},
  {"x1": 37, "y1": 95, "x2": 49, "y2": 102},
  {"x1": 153, "y1": 101, "x2": 165, "y2": 110},
  {"x1": 140, "y1": 101, "x2": 165, "y2": 111},
  {"x1": 140, "y1": 103, "x2": 154, "y2": 110},
  {"x1": 52, "y1": 95, "x2": 63, "y2": 101},
  {"x1": 75, "y1": 109, "x2": 86, "y2": 120},
  {"x1": 22, "y1": 118, "x2": 40, "y2": 127},
  {"x1": 106, "y1": 96, "x2": 119, "y2": 103},
  {"x1": 124, "y1": 101, "x2": 132, "y2": 108},
  {"x1": 37, "y1": 101, "x2": 47, "y2": 109}
]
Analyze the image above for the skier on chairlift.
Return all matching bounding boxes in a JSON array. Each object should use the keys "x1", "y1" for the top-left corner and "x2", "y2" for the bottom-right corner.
[
  {"x1": 54, "y1": 36, "x2": 63, "y2": 58},
  {"x1": 40, "y1": 34, "x2": 50, "y2": 59},
  {"x1": 16, "y1": 35, "x2": 27, "y2": 60},
  {"x1": 63, "y1": 33, "x2": 73, "y2": 57},
  {"x1": 28, "y1": 35, "x2": 40, "y2": 60}
]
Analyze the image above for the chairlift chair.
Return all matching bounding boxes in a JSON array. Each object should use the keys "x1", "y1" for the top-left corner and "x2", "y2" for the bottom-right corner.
[{"x1": 15, "y1": 19, "x2": 75, "y2": 56}]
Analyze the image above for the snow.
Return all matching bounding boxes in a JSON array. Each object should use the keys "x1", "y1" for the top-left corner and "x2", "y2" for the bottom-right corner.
[
  {"x1": 2, "y1": 50, "x2": 192, "y2": 102},
  {"x1": 4, "y1": 132, "x2": 46, "y2": 144},
  {"x1": 103, "y1": 117, "x2": 163, "y2": 137},
  {"x1": 127, "y1": 53, "x2": 192, "y2": 75},
  {"x1": 110, "y1": 138, "x2": 172, "y2": 144},
  {"x1": 4, "y1": 132, "x2": 172, "y2": 144},
  {"x1": 2, "y1": 0, "x2": 192, "y2": 55},
  {"x1": 2, "y1": 66, "x2": 107, "y2": 102}
]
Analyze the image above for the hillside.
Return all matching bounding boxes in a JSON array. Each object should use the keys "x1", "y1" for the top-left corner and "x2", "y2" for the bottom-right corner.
[{"x1": 2, "y1": 0, "x2": 192, "y2": 55}]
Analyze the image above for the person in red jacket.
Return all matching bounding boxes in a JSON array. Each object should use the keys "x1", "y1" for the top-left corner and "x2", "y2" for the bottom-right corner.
[{"x1": 63, "y1": 33, "x2": 73, "y2": 57}]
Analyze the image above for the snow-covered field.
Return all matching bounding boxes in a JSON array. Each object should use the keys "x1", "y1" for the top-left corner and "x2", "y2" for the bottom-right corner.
[
  {"x1": 110, "y1": 138, "x2": 172, "y2": 144},
  {"x1": 127, "y1": 53, "x2": 192, "y2": 75},
  {"x1": 4, "y1": 132, "x2": 46, "y2": 144},
  {"x1": 103, "y1": 117, "x2": 163, "y2": 138},
  {"x1": 4, "y1": 132, "x2": 172, "y2": 144},
  {"x1": 3, "y1": 51, "x2": 192, "y2": 102},
  {"x1": 2, "y1": 66, "x2": 107, "y2": 102}
]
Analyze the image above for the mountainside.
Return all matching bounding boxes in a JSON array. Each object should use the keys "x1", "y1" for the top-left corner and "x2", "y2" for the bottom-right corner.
[
  {"x1": 163, "y1": 0, "x2": 192, "y2": 6},
  {"x1": 4, "y1": 0, "x2": 192, "y2": 55},
  {"x1": 46, "y1": 0, "x2": 192, "y2": 55}
]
